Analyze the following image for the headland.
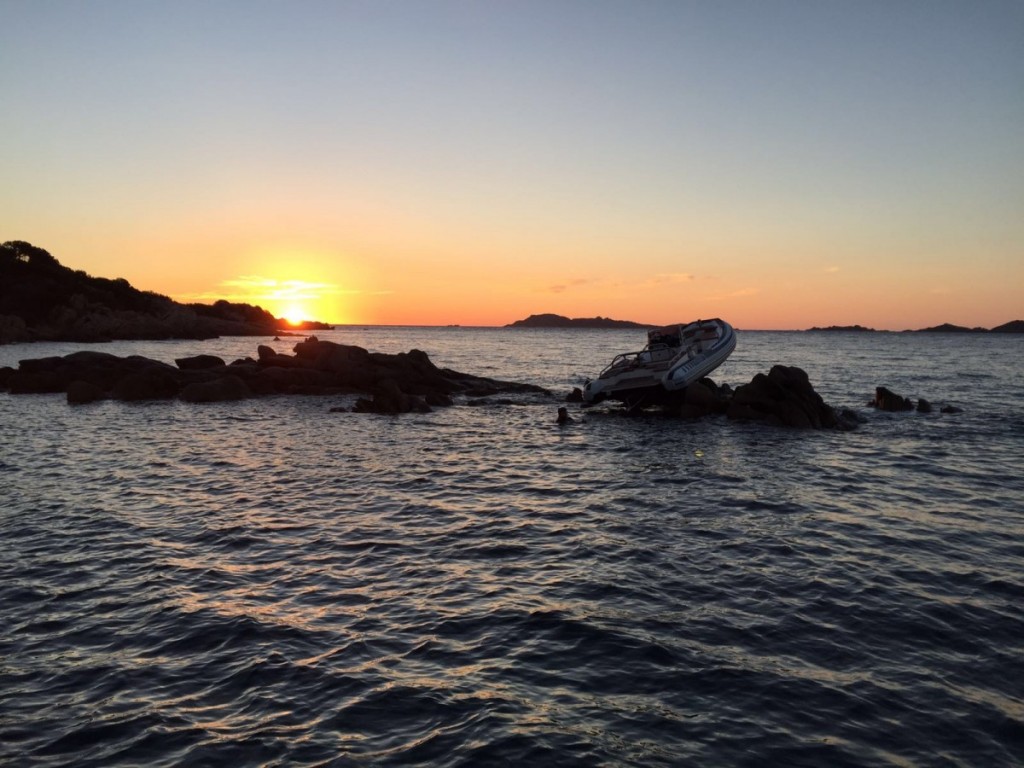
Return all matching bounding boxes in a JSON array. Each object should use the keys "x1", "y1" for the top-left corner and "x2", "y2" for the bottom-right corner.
[{"x1": 0, "y1": 240, "x2": 332, "y2": 344}]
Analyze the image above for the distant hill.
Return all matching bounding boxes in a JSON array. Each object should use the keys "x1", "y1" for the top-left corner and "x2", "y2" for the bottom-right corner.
[
  {"x1": 506, "y1": 313, "x2": 651, "y2": 329},
  {"x1": 806, "y1": 324, "x2": 878, "y2": 332},
  {"x1": 911, "y1": 323, "x2": 988, "y2": 333},
  {"x1": 0, "y1": 240, "x2": 331, "y2": 343},
  {"x1": 804, "y1": 321, "x2": 1024, "y2": 333},
  {"x1": 990, "y1": 320, "x2": 1024, "y2": 333}
]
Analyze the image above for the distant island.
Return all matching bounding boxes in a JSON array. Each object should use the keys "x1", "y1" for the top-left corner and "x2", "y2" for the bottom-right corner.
[
  {"x1": 0, "y1": 240, "x2": 332, "y2": 344},
  {"x1": 805, "y1": 325, "x2": 877, "y2": 332},
  {"x1": 506, "y1": 313, "x2": 652, "y2": 329},
  {"x1": 807, "y1": 321, "x2": 1023, "y2": 333},
  {"x1": 513, "y1": 315, "x2": 1024, "y2": 333}
]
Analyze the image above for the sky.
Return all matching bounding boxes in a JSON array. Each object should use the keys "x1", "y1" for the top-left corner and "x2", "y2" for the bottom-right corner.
[{"x1": 2, "y1": 1, "x2": 1022, "y2": 329}]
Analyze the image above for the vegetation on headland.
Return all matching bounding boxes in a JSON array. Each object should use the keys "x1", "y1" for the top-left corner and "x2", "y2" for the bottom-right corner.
[{"x1": 0, "y1": 241, "x2": 332, "y2": 344}]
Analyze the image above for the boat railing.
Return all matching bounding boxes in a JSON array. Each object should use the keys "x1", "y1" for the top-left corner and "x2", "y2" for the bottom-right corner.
[
  {"x1": 599, "y1": 350, "x2": 645, "y2": 377},
  {"x1": 599, "y1": 343, "x2": 679, "y2": 377}
]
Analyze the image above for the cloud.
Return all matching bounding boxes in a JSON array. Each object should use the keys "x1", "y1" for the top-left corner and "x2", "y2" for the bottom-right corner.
[
  {"x1": 184, "y1": 275, "x2": 365, "y2": 303},
  {"x1": 544, "y1": 273, "x2": 695, "y2": 294},
  {"x1": 704, "y1": 287, "x2": 759, "y2": 301},
  {"x1": 652, "y1": 272, "x2": 695, "y2": 284},
  {"x1": 546, "y1": 278, "x2": 594, "y2": 294},
  {"x1": 824, "y1": 266, "x2": 841, "y2": 274}
]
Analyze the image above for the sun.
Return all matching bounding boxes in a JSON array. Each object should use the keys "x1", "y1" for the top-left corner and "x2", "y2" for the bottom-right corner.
[{"x1": 281, "y1": 306, "x2": 307, "y2": 326}]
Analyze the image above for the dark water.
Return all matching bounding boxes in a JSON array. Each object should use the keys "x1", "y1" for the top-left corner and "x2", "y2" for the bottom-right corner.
[{"x1": 2, "y1": 329, "x2": 1022, "y2": 766}]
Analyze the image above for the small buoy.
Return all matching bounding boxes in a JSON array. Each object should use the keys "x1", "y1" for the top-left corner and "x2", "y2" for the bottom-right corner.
[{"x1": 694, "y1": 449, "x2": 704, "y2": 458}]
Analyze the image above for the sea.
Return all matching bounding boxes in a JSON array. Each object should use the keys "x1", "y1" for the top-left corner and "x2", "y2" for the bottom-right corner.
[{"x1": 1, "y1": 327, "x2": 1022, "y2": 767}]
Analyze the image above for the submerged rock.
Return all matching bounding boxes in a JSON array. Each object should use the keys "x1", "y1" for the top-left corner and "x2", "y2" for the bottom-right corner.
[
  {"x1": 179, "y1": 375, "x2": 251, "y2": 403},
  {"x1": 175, "y1": 354, "x2": 226, "y2": 370},
  {"x1": 66, "y1": 380, "x2": 105, "y2": 405},
  {"x1": 873, "y1": 386, "x2": 914, "y2": 412}
]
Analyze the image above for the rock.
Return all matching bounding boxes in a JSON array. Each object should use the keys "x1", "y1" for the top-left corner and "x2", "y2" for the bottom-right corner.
[
  {"x1": 66, "y1": 380, "x2": 105, "y2": 404},
  {"x1": 7, "y1": 370, "x2": 66, "y2": 394},
  {"x1": 255, "y1": 366, "x2": 338, "y2": 393},
  {"x1": 916, "y1": 398, "x2": 933, "y2": 413},
  {"x1": 566, "y1": 387, "x2": 584, "y2": 403},
  {"x1": 425, "y1": 392, "x2": 454, "y2": 407},
  {"x1": 834, "y1": 408, "x2": 868, "y2": 431},
  {"x1": 7, "y1": 340, "x2": 547, "y2": 410},
  {"x1": 684, "y1": 379, "x2": 729, "y2": 415},
  {"x1": 727, "y1": 365, "x2": 839, "y2": 428},
  {"x1": 873, "y1": 386, "x2": 914, "y2": 411},
  {"x1": 467, "y1": 397, "x2": 516, "y2": 407},
  {"x1": 175, "y1": 354, "x2": 226, "y2": 370},
  {"x1": 352, "y1": 378, "x2": 431, "y2": 414},
  {"x1": 179, "y1": 375, "x2": 251, "y2": 403},
  {"x1": 111, "y1": 369, "x2": 180, "y2": 401},
  {"x1": 0, "y1": 314, "x2": 31, "y2": 344},
  {"x1": 941, "y1": 405, "x2": 963, "y2": 414}
]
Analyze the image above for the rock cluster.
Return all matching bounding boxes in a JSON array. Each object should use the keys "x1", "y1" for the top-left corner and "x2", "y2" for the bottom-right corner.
[
  {"x1": 572, "y1": 365, "x2": 866, "y2": 430},
  {"x1": 871, "y1": 386, "x2": 961, "y2": 414},
  {"x1": 569, "y1": 366, "x2": 965, "y2": 429},
  {"x1": 725, "y1": 365, "x2": 860, "y2": 429},
  {"x1": 0, "y1": 338, "x2": 549, "y2": 413}
]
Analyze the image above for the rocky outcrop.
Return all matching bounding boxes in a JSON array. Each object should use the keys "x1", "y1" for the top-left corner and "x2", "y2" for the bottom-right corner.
[
  {"x1": 726, "y1": 365, "x2": 853, "y2": 429},
  {"x1": 2, "y1": 338, "x2": 549, "y2": 412}
]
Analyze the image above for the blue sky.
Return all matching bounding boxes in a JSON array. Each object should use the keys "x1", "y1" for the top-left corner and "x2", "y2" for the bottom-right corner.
[{"x1": 2, "y1": 1, "x2": 1022, "y2": 327}]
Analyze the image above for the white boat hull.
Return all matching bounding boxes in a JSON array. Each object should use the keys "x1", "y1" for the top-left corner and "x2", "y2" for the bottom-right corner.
[
  {"x1": 583, "y1": 319, "x2": 736, "y2": 405},
  {"x1": 663, "y1": 322, "x2": 736, "y2": 391}
]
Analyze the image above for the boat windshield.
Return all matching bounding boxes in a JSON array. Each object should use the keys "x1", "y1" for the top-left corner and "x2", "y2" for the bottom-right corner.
[
  {"x1": 599, "y1": 342, "x2": 678, "y2": 377},
  {"x1": 599, "y1": 351, "x2": 644, "y2": 377}
]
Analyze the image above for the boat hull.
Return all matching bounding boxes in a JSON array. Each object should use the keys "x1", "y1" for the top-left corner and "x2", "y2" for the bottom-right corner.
[
  {"x1": 583, "y1": 319, "x2": 736, "y2": 405},
  {"x1": 662, "y1": 321, "x2": 736, "y2": 391}
]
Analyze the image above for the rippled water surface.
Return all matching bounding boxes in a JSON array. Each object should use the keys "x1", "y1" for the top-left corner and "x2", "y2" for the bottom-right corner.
[{"x1": 2, "y1": 328, "x2": 1023, "y2": 766}]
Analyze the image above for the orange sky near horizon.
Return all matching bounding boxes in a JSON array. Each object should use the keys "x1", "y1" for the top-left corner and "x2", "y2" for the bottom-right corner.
[
  {"x1": 2, "y1": 3, "x2": 1021, "y2": 331},
  {"x1": 21, "y1": 223, "x2": 1019, "y2": 331}
]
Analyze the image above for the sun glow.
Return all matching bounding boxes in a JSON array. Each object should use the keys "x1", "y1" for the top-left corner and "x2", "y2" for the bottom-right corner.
[
  {"x1": 281, "y1": 306, "x2": 307, "y2": 326},
  {"x1": 204, "y1": 271, "x2": 353, "y2": 325}
]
